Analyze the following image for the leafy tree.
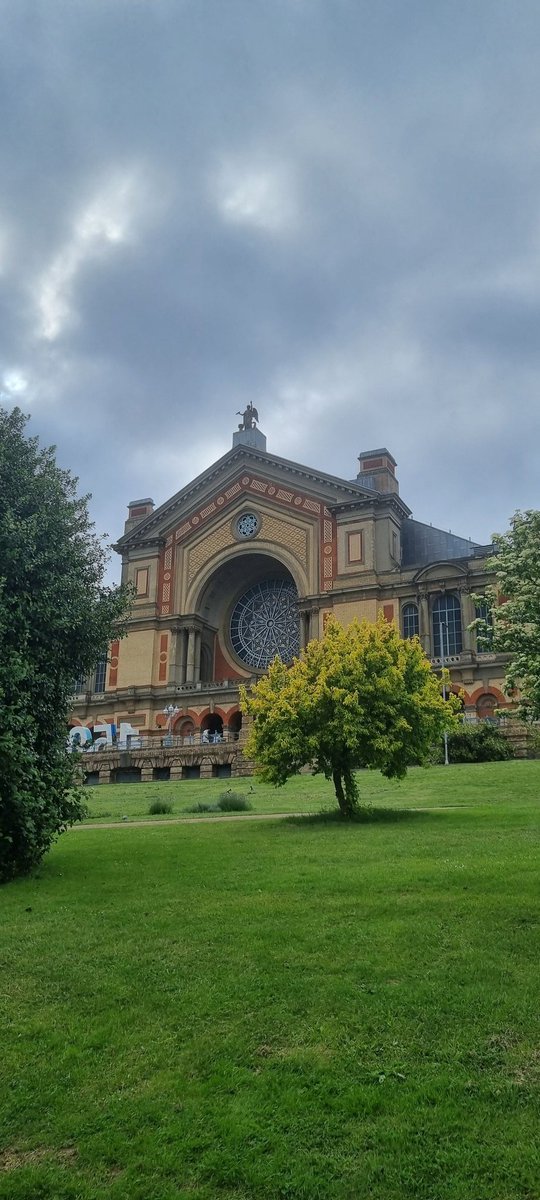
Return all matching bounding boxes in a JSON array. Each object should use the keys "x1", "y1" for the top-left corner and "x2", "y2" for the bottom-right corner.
[
  {"x1": 0, "y1": 408, "x2": 132, "y2": 882},
  {"x1": 241, "y1": 615, "x2": 458, "y2": 817},
  {"x1": 475, "y1": 510, "x2": 540, "y2": 720}
]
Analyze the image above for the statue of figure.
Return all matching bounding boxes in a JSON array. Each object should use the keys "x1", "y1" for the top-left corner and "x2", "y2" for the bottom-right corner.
[{"x1": 236, "y1": 402, "x2": 259, "y2": 431}]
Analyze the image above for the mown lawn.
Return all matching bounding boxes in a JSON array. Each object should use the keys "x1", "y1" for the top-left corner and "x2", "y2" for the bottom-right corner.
[
  {"x1": 82, "y1": 759, "x2": 540, "y2": 823},
  {"x1": 1, "y1": 762, "x2": 539, "y2": 1199}
]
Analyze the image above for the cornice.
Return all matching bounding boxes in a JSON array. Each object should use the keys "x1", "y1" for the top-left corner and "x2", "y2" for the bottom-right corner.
[{"x1": 115, "y1": 445, "x2": 381, "y2": 550}]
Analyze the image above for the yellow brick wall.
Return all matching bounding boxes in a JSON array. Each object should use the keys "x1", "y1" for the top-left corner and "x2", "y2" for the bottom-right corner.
[
  {"x1": 324, "y1": 598, "x2": 379, "y2": 628},
  {"x1": 116, "y1": 629, "x2": 155, "y2": 688}
]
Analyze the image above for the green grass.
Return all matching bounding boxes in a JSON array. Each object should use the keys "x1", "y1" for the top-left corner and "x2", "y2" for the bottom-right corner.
[
  {"x1": 81, "y1": 759, "x2": 540, "y2": 823},
  {"x1": 1, "y1": 761, "x2": 539, "y2": 1198}
]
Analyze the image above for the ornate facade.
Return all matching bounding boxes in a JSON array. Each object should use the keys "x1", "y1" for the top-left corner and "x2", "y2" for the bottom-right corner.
[{"x1": 71, "y1": 415, "x2": 510, "y2": 754}]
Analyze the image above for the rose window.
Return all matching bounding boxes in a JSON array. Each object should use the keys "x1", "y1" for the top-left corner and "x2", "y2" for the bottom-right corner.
[
  {"x1": 236, "y1": 512, "x2": 260, "y2": 539},
  {"x1": 230, "y1": 578, "x2": 300, "y2": 669}
]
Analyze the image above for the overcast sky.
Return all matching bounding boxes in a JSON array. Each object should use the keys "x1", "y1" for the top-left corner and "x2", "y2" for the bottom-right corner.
[{"x1": 2, "y1": 0, "x2": 540, "y2": 581}]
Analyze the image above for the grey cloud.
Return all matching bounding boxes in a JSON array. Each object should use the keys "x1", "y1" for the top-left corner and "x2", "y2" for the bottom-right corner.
[{"x1": 1, "y1": 0, "x2": 540, "y2": 576}]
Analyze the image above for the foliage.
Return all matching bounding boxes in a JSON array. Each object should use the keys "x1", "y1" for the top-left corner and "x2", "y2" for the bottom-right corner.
[
  {"x1": 183, "y1": 802, "x2": 219, "y2": 813},
  {"x1": 148, "y1": 799, "x2": 173, "y2": 814},
  {"x1": 217, "y1": 791, "x2": 252, "y2": 811},
  {"x1": 431, "y1": 722, "x2": 514, "y2": 764},
  {"x1": 0, "y1": 407, "x2": 132, "y2": 882},
  {"x1": 242, "y1": 615, "x2": 459, "y2": 817},
  {"x1": 475, "y1": 510, "x2": 540, "y2": 720}
]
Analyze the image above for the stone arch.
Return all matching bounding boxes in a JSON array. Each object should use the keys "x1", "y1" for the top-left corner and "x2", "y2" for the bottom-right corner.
[
  {"x1": 468, "y1": 684, "x2": 507, "y2": 707},
  {"x1": 186, "y1": 543, "x2": 309, "y2": 615},
  {"x1": 228, "y1": 709, "x2": 243, "y2": 738}
]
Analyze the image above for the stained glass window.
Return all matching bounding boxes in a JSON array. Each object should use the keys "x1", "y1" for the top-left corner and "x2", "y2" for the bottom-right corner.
[{"x1": 230, "y1": 579, "x2": 299, "y2": 669}]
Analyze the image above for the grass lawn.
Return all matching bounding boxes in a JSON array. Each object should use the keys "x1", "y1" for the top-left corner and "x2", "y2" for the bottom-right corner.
[
  {"x1": 1, "y1": 762, "x2": 539, "y2": 1199},
  {"x1": 82, "y1": 758, "x2": 540, "y2": 823}
]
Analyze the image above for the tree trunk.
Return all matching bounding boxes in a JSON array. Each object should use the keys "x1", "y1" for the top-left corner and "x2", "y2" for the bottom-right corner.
[{"x1": 333, "y1": 768, "x2": 356, "y2": 818}]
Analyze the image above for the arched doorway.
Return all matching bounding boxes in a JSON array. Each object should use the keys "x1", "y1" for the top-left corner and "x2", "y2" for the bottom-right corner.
[
  {"x1": 175, "y1": 717, "x2": 195, "y2": 741},
  {"x1": 477, "y1": 694, "x2": 498, "y2": 722},
  {"x1": 201, "y1": 713, "x2": 224, "y2": 743},
  {"x1": 228, "y1": 711, "x2": 243, "y2": 739}
]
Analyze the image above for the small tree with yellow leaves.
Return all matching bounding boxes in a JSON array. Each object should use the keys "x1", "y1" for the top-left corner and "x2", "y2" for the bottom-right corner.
[{"x1": 241, "y1": 615, "x2": 458, "y2": 818}]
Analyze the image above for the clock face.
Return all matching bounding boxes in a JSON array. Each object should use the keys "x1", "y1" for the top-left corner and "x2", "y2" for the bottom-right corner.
[
  {"x1": 230, "y1": 578, "x2": 300, "y2": 670},
  {"x1": 236, "y1": 512, "x2": 260, "y2": 539}
]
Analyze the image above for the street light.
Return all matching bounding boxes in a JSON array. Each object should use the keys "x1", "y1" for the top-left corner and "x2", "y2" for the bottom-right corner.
[
  {"x1": 439, "y1": 619, "x2": 450, "y2": 766},
  {"x1": 163, "y1": 704, "x2": 180, "y2": 746}
]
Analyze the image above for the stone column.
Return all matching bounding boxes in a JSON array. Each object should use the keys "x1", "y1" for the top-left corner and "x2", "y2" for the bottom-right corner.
[
  {"x1": 309, "y1": 608, "x2": 320, "y2": 641},
  {"x1": 299, "y1": 609, "x2": 308, "y2": 651},
  {"x1": 168, "y1": 627, "x2": 177, "y2": 684},
  {"x1": 186, "y1": 626, "x2": 196, "y2": 683},
  {"x1": 418, "y1": 593, "x2": 430, "y2": 657},
  {"x1": 461, "y1": 590, "x2": 476, "y2": 654},
  {"x1": 194, "y1": 630, "x2": 202, "y2": 683},
  {"x1": 178, "y1": 628, "x2": 187, "y2": 684}
]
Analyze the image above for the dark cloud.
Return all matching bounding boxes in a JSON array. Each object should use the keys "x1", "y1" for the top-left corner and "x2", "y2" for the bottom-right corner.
[{"x1": 1, "y1": 0, "x2": 540, "y2": 578}]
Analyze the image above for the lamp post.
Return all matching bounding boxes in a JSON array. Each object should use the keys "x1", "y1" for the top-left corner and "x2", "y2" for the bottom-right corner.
[
  {"x1": 439, "y1": 619, "x2": 450, "y2": 766},
  {"x1": 163, "y1": 704, "x2": 180, "y2": 746}
]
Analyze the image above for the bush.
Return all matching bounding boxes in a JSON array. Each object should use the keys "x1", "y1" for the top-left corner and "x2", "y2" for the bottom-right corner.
[
  {"x1": 183, "y1": 802, "x2": 219, "y2": 813},
  {"x1": 431, "y1": 723, "x2": 514, "y2": 764},
  {"x1": 148, "y1": 800, "x2": 173, "y2": 814},
  {"x1": 217, "y1": 791, "x2": 253, "y2": 812}
]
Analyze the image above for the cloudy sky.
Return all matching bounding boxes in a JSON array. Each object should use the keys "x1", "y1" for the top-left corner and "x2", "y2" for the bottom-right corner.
[{"x1": 2, "y1": 0, "x2": 540, "y2": 581}]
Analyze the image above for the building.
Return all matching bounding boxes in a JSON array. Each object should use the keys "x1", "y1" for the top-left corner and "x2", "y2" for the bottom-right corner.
[{"x1": 71, "y1": 408, "x2": 510, "y2": 778}]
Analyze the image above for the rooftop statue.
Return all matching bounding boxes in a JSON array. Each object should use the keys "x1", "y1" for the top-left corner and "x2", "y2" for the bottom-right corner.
[{"x1": 236, "y1": 402, "x2": 259, "y2": 431}]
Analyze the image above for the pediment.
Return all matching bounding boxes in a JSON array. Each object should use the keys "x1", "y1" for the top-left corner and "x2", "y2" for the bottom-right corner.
[
  {"x1": 413, "y1": 560, "x2": 469, "y2": 584},
  {"x1": 116, "y1": 444, "x2": 380, "y2": 551}
]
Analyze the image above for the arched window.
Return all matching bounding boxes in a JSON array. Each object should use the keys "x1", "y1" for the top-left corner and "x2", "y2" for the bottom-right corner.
[
  {"x1": 432, "y1": 594, "x2": 462, "y2": 656},
  {"x1": 93, "y1": 655, "x2": 108, "y2": 694},
  {"x1": 476, "y1": 694, "x2": 498, "y2": 722},
  {"x1": 474, "y1": 600, "x2": 494, "y2": 650},
  {"x1": 402, "y1": 602, "x2": 419, "y2": 640}
]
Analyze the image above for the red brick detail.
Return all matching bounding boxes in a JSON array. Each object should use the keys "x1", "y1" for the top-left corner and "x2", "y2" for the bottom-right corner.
[
  {"x1": 108, "y1": 640, "x2": 120, "y2": 688},
  {"x1": 157, "y1": 540, "x2": 175, "y2": 616},
  {"x1": 319, "y1": 511, "x2": 337, "y2": 593},
  {"x1": 129, "y1": 505, "x2": 149, "y2": 517},
  {"x1": 362, "y1": 457, "x2": 384, "y2": 470},
  {"x1": 214, "y1": 639, "x2": 245, "y2": 682},
  {"x1": 172, "y1": 474, "x2": 322, "y2": 546},
  {"x1": 160, "y1": 633, "x2": 168, "y2": 653},
  {"x1": 468, "y1": 684, "x2": 508, "y2": 706},
  {"x1": 383, "y1": 604, "x2": 395, "y2": 622}
]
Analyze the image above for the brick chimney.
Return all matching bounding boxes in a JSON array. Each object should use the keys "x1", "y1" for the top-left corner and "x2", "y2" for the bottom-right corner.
[
  {"x1": 123, "y1": 497, "x2": 155, "y2": 536},
  {"x1": 356, "y1": 449, "x2": 399, "y2": 495}
]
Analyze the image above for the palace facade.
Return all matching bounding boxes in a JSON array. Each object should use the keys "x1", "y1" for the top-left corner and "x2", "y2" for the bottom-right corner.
[{"x1": 71, "y1": 413, "x2": 510, "y2": 759}]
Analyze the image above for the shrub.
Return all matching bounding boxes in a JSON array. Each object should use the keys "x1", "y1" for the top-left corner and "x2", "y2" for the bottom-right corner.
[
  {"x1": 217, "y1": 791, "x2": 253, "y2": 812},
  {"x1": 148, "y1": 800, "x2": 173, "y2": 814},
  {"x1": 431, "y1": 723, "x2": 514, "y2": 764},
  {"x1": 183, "y1": 802, "x2": 219, "y2": 813}
]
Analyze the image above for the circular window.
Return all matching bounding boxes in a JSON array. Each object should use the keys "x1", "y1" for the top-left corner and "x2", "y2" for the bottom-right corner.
[
  {"x1": 230, "y1": 578, "x2": 300, "y2": 669},
  {"x1": 236, "y1": 512, "x2": 260, "y2": 539}
]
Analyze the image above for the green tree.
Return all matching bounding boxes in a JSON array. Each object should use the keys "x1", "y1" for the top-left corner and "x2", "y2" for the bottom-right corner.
[
  {"x1": 477, "y1": 510, "x2": 540, "y2": 720},
  {"x1": 0, "y1": 408, "x2": 132, "y2": 882},
  {"x1": 241, "y1": 615, "x2": 458, "y2": 817}
]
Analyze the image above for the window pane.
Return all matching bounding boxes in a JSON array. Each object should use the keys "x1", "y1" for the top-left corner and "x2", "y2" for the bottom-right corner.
[
  {"x1": 475, "y1": 600, "x2": 494, "y2": 649},
  {"x1": 402, "y1": 603, "x2": 419, "y2": 639},
  {"x1": 94, "y1": 655, "x2": 108, "y2": 693},
  {"x1": 432, "y1": 594, "x2": 462, "y2": 655}
]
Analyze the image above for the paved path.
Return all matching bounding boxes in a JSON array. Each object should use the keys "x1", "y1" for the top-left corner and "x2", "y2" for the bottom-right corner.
[
  {"x1": 72, "y1": 811, "x2": 306, "y2": 830},
  {"x1": 72, "y1": 806, "x2": 470, "y2": 832}
]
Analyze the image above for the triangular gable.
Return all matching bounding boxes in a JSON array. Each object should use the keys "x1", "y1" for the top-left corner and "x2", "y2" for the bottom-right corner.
[{"x1": 116, "y1": 444, "x2": 380, "y2": 550}]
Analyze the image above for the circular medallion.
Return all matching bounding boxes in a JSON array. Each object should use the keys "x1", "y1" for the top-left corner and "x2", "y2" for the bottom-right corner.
[
  {"x1": 236, "y1": 512, "x2": 260, "y2": 539},
  {"x1": 230, "y1": 579, "x2": 300, "y2": 670}
]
